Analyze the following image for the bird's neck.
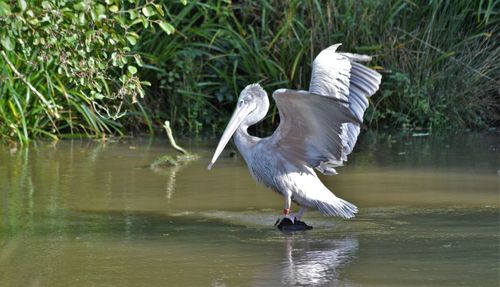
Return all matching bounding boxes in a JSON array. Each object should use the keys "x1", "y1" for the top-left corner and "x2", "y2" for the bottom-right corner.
[
  {"x1": 234, "y1": 125, "x2": 259, "y2": 160},
  {"x1": 234, "y1": 95, "x2": 269, "y2": 156},
  {"x1": 234, "y1": 124, "x2": 252, "y2": 145}
]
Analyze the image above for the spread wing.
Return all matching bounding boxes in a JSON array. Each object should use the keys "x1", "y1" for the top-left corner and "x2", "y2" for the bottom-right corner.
[
  {"x1": 271, "y1": 44, "x2": 381, "y2": 174},
  {"x1": 270, "y1": 89, "x2": 360, "y2": 169}
]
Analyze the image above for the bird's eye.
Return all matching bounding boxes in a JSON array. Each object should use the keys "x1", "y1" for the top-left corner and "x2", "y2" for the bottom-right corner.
[{"x1": 238, "y1": 100, "x2": 244, "y2": 107}]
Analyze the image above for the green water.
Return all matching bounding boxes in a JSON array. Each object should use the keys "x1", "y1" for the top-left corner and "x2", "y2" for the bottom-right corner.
[{"x1": 0, "y1": 132, "x2": 498, "y2": 286}]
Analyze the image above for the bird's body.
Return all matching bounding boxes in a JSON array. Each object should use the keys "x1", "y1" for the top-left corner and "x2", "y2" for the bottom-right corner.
[
  {"x1": 209, "y1": 44, "x2": 381, "y2": 225},
  {"x1": 234, "y1": 125, "x2": 357, "y2": 218}
]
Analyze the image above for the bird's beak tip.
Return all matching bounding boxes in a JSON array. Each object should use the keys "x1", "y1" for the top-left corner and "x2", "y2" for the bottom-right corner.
[{"x1": 207, "y1": 162, "x2": 214, "y2": 170}]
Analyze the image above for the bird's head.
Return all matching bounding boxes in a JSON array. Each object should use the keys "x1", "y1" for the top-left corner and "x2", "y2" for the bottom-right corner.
[{"x1": 208, "y1": 84, "x2": 269, "y2": 170}]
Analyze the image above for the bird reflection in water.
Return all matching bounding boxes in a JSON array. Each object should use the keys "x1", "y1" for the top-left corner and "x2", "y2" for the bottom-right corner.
[{"x1": 280, "y1": 235, "x2": 358, "y2": 286}]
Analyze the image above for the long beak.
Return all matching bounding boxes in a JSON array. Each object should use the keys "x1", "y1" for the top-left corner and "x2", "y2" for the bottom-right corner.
[{"x1": 208, "y1": 104, "x2": 252, "y2": 170}]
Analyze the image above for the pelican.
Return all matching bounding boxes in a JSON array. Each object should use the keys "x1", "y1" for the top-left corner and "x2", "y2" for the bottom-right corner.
[{"x1": 208, "y1": 44, "x2": 381, "y2": 229}]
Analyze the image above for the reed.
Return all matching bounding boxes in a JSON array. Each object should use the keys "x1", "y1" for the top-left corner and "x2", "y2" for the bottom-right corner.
[{"x1": 138, "y1": 0, "x2": 498, "y2": 134}]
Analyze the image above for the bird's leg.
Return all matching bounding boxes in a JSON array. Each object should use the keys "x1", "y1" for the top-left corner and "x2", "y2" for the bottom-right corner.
[
  {"x1": 283, "y1": 196, "x2": 294, "y2": 223},
  {"x1": 275, "y1": 196, "x2": 293, "y2": 226},
  {"x1": 287, "y1": 207, "x2": 306, "y2": 223},
  {"x1": 295, "y1": 207, "x2": 306, "y2": 221},
  {"x1": 275, "y1": 198, "x2": 313, "y2": 230}
]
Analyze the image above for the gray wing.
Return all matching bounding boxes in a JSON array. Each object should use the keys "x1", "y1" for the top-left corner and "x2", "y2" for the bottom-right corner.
[
  {"x1": 270, "y1": 89, "x2": 360, "y2": 169},
  {"x1": 309, "y1": 43, "x2": 381, "y2": 174},
  {"x1": 270, "y1": 44, "x2": 381, "y2": 174}
]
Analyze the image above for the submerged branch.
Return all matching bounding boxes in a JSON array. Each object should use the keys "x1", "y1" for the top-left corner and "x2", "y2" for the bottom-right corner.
[
  {"x1": 163, "y1": 120, "x2": 188, "y2": 155},
  {"x1": 150, "y1": 121, "x2": 199, "y2": 168}
]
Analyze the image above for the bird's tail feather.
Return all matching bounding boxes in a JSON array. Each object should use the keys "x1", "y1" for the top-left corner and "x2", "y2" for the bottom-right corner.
[{"x1": 314, "y1": 196, "x2": 358, "y2": 219}]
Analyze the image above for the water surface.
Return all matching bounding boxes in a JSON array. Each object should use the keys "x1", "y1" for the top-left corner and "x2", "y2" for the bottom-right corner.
[{"x1": 0, "y1": 132, "x2": 498, "y2": 286}]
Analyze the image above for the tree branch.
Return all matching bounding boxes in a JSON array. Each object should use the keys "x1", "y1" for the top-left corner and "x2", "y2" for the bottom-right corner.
[{"x1": 1, "y1": 50, "x2": 60, "y2": 119}]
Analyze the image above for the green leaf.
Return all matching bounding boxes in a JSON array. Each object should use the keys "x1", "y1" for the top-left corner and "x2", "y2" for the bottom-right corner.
[
  {"x1": 128, "y1": 10, "x2": 137, "y2": 20},
  {"x1": 94, "y1": 92, "x2": 104, "y2": 100},
  {"x1": 180, "y1": 0, "x2": 187, "y2": 5},
  {"x1": 154, "y1": 4, "x2": 164, "y2": 16},
  {"x1": 94, "y1": 4, "x2": 106, "y2": 21},
  {"x1": 142, "y1": 6, "x2": 155, "y2": 17},
  {"x1": 73, "y1": 2, "x2": 85, "y2": 11},
  {"x1": 133, "y1": 54, "x2": 143, "y2": 67},
  {"x1": 78, "y1": 12, "x2": 86, "y2": 25},
  {"x1": 18, "y1": 0, "x2": 27, "y2": 11},
  {"x1": 138, "y1": 87, "x2": 145, "y2": 98},
  {"x1": 140, "y1": 16, "x2": 149, "y2": 28},
  {"x1": 0, "y1": 1, "x2": 12, "y2": 16},
  {"x1": 114, "y1": 15, "x2": 126, "y2": 27},
  {"x1": 158, "y1": 21, "x2": 175, "y2": 35},
  {"x1": 126, "y1": 35, "x2": 136, "y2": 45},
  {"x1": 109, "y1": 5, "x2": 119, "y2": 13},
  {"x1": 1, "y1": 35, "x2": 15, "y2": 51},
  {"x1": 127, "y1": 65, "x2": 137, "y2": 75},
  {"x1": 41, "y1": 1, "x2": 51, "y2": 9}
]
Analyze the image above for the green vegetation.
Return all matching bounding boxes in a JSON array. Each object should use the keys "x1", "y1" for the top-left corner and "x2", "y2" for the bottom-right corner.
[
  {"x1": 1, "y1": 0, "x2": 499, "y2": 143},
  {"x1": 140, "y1": 0, "x2": 499, "y2": 133},
  {"x1": 0, "y1": 0, "x2": 177, "y2": 143}
]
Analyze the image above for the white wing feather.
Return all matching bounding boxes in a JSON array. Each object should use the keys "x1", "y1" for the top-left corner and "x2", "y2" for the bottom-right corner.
[
  {"x1": 309, "y1": 44, "x2": 381, "y2": 175},
  {"x1": 271, "y1": 44, "x2": 381, "y2": 175},
  {"x1": 270, "y1": 89, "x2": 360, "y2": 169}
]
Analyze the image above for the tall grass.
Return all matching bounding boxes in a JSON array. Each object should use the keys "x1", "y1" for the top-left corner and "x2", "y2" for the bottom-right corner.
[
  {"x1": 0, "y1": 52, "x2": 123, "y2": 144},
  {"x1": 1, "y1": 0, "x2": 498, "y2": 143},
  {"x1": 137, "y1": 0, "x2": 499, "y2": 134},
  {"x1": 371, "y1": 0, "x2": 500, "y2": 129}
]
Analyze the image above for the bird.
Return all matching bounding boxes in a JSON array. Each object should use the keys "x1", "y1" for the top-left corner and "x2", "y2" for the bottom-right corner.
[{"x1": 208, "y1": 44, "x2": 381, "y2": 228}]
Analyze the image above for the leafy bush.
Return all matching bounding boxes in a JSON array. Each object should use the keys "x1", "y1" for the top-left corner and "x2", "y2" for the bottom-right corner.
[{"x1": 0, "y1": 0, "x2": 178, "y2": 143}]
